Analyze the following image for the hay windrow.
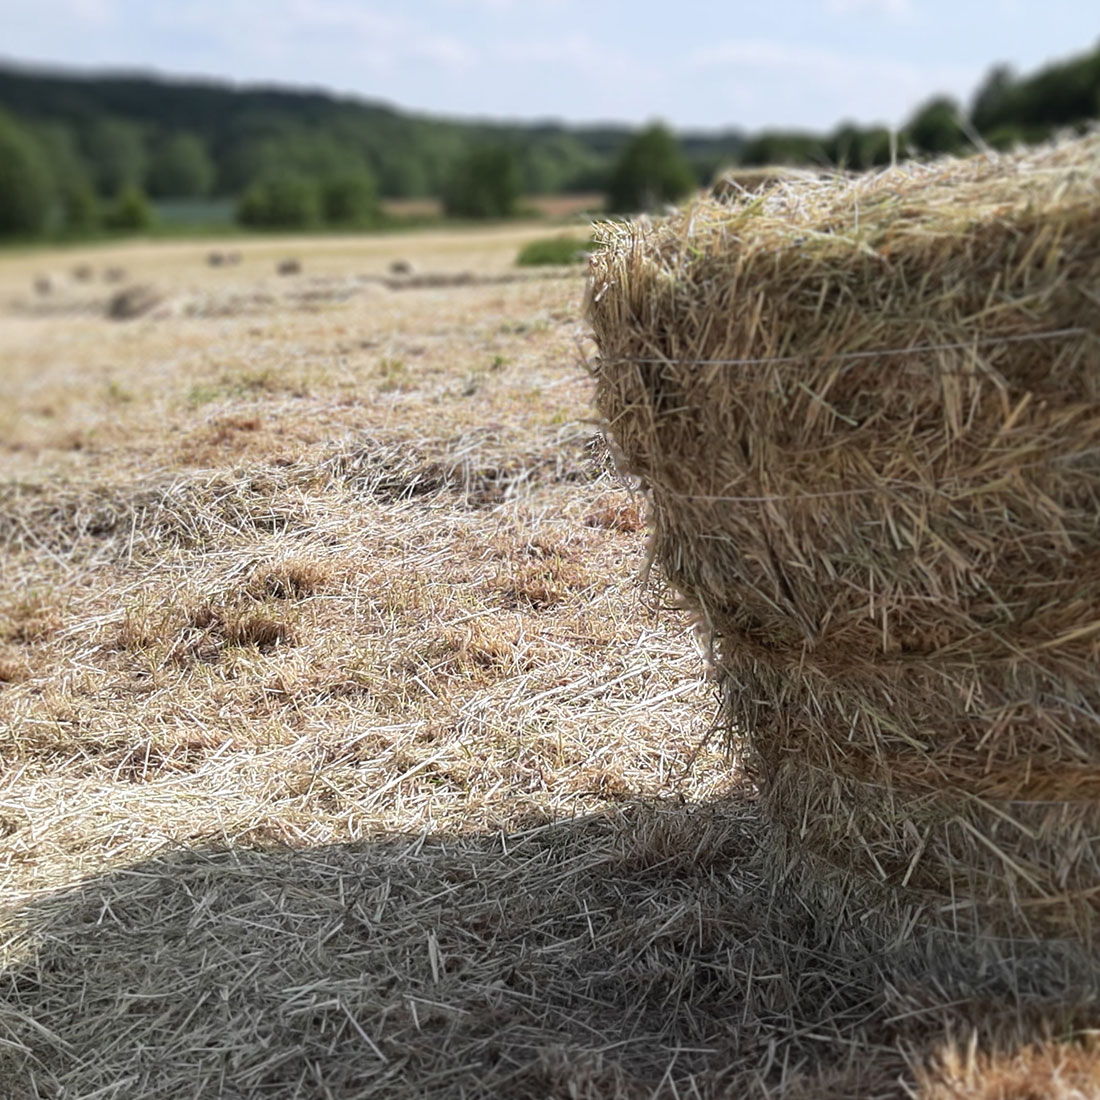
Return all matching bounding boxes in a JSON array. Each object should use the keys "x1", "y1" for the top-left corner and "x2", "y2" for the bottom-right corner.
[
  {"x1": 587, "y1": 133, "x2": 1100, "y2": 995},
  {"x1": 0, "y1": 424, "x2": 608, "y2": 559}
]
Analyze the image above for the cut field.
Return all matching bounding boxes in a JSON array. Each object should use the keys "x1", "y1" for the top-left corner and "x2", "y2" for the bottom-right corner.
[
  {"x1": 0, "y1": 227, "x2": 1075, "y2": 1098},
  {"x1": 380, "y1": 193, "x2": 604, "y2": 222}
]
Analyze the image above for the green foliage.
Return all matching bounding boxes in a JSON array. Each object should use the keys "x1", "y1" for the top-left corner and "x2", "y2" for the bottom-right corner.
[
  {"x1": 148, "y1": 133, "x2": 215, "y2": 198},
  {"x1": 973, "y1": 47, "x2": 1100, "y2": 133},
  {"x1": 105, "y1": 186, "x2": 154, "y2": 231},
  {"x1": 605, "y1": 124, "x2": 695, "y2": 214},
  {"x1": 0, "y1": 110, "x2": 53, "y2": 236},
  {"x1": 32, "y1": 122, "x2": 88, "y2": 187},
  {"x1": 739, "y1": 131, "x2": 827, "y2": 167},
  {"x1": 60, "y1": 179, "x2": 102, "y2": 233},
  {"x1": 83, "y1": 117, "x2": 146, "y2": 196},
  {"x1": 515, "y1": 235, "x2": 596, "y2": 266},
  {"x1": 227, "y1": 130, "x2": 359, "y2": 193},
  {"x1": 30, "y1": 121, "x2": 102, "y2": 232},
  {"x1": 443, "y1": 145, "x2": 521, "y2": 219},
  {"x1": 823, "y1": 123, "x2": 893, "y2": 169},
  {"x1": 681, "y1": 130, "x2": 746, "y2": 190},
  {"x1": 970, "y1": 64, "x2": 1017, "y2": 134},
  {"x1": 237, "y1": 174, "x2": 321, "y2": 229},
  {"x1": 377, "y1": 155, "x2": 429, "y2": 198},
  {"x1": 905, "y1": 96, "x2": 967, "y2": 156},
  {"x1": 515, "y1": 133, "x2": 602, "y2": 195},
  {"x1": 320, "y1": 170, "x2": 379, "y2": 227}
]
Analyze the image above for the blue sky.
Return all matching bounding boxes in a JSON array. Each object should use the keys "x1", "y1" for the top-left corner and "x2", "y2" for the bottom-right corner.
[{"x1": 1, "y1": 0, "x2": 1097, "y2": 131}]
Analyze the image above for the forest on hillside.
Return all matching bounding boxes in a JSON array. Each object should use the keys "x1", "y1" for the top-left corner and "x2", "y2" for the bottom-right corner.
[
  {"x1": 0, "y1": 65, "x2": 748, "y2": 214},
  {"x1": 0, "y1": 39, "x2": 1097, "y2": 239}
]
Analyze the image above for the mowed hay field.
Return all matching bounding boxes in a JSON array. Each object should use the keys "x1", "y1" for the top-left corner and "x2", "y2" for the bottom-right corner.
[{"x1": 0, "y1": 227, "x2": 1089, "y2": 1100}]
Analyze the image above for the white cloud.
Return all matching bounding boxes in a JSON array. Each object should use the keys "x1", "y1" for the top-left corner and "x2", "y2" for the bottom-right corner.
[
  {"x1": 158, "y1": 0, "x2": 410, "y2": 41},
  {"x1": 485, "y1": 33, "x2": 654, "y2": 120},
  {"x1": 67, "y1": 0, "x2": 115, "y2": 19},
  {"x1": 148, "y1": 2, "x2": 467, "y2": 78},
  {"x1": 689, "y1": 37, "x2": 978, "y2": 127},
  {"x1": 500, "y1": 33, "x2": 608, "y2": 69},
  {"x1": 410, "y1": 35, "x2": 478, "y2": 69}
]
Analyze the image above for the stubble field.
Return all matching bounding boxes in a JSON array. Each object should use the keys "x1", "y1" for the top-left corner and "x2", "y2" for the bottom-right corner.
[{"x1": 0, "y1": 227, "x2": 1083, "y2": 1099}]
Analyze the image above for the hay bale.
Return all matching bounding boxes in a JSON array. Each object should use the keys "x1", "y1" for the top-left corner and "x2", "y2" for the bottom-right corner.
[
  {"x1": 207, "y1": 250, "x2": 226, "y2": 267},
  {"x1": 71, "y1": 263, "x2": 94, "y2": 283},
  {"x1": 33, "y1": 274, "x2": 53, "y2": 295},
  {"x1": 586, "y1": 135, "x2": 1100, "y2": 998},
  {"x1": 107, "y1": 284, "x2": 163, "y2": 320},
  {"x1": 389, "y1": 259, "x2": 414, "y2": 276},
  {"x1": 709, "y1": 165, "x2": 816, "y2": 201},
  {"x1": 277, "y1": 258, "x2": 302, "y2": 276}
]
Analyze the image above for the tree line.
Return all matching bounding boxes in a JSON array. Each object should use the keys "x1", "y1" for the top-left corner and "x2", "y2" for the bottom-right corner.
[{"x1": 0, "y1": 40, "x2": 1097, "y2": 239}]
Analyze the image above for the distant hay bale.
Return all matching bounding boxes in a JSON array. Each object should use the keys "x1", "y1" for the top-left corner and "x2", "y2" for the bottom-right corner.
[
  {"x1": 277, "y1": 258, "x2": 302, "y2": 276},
  {"x1": 33, "y1": 275, "x2": 53, "y2": 295},
  {"x1": 389, "y1": 259, "x2": 413, "y2": 276},
  {"x1": 107, "y1": 284, "x2": 164, "y2": 321},
  {"x1": 207, "y1": 250, "x2": 226, "y2": 267},
  {"x1": 587, "y1": 135, "x2": 1100, "y2": 998},
  {"x1": 71, "y1": 263, "x2": 94, "y2": 283}
]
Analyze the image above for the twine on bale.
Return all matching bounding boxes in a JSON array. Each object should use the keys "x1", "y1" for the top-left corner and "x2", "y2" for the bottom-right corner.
[
  {"x1": 586, "y1": 133, "x2": 1100, "y2": 1002},
  {"x1": 601, "y1": 325, "x2": 1087, "y2": 368}
]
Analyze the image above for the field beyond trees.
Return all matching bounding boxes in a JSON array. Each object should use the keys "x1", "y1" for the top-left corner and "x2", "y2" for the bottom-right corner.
[{"x1": 0, "y1": 228, "x2": 1089, "y2": 1098}]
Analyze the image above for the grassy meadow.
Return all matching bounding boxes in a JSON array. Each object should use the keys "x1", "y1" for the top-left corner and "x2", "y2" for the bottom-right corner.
[{"x1": 0, "y1": 225, "x2": 1082, "y2": 1098}]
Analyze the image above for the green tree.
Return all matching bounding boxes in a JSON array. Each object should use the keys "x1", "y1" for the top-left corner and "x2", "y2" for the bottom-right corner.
[
  {"x1": 442, "y1": 145, "x2": 521, "y2": 219},
  {"x1": 0, "y1": 110, "x2": 53, "y2": 237},
  {"x1": 320, "y1": 170, "x2": 379, "y2": 227},
  {"x1": 605, "y1": 124, "x2": 695, "y2": 213},
  {"x1": 377, "y1": 154, "x2": 429, "y2": 199},
  {"x1": 105, "y1": 186, "x2": 154, "y2": 231},
  {"x1": 738, "y1": 130, "x2": 827, "y2": 167},
  {"x1": 1010, "y1": 46, "x2": 1100, "y2": 129},
  {"x1": 227, "y1": 129, "x2": 363, "y2": 194},
  {"x1": 32, "y1": 122, "x2": 89, "y2": 187},
  {"x1": 83, "y1": 117, "x2": 146, "y2": 195},
  {"x1": 971, "y1": 64, "x2": 1017, "y2": 134},
  {"x1": 516, "y1": 134, "x2": 599, "y2": 194},
  {"x1": 148, "y1": 132, "x2": 215, "y2": 198},
  {"x1": 906, "y1": 96, "x2": 966, "y2": 156},
  {"x1": 61, "y1": 178, "x2": 101, "y2": 233},
  {"x1": 237, "y1": 174, "x2": 321, "y2": 228},
  {"x1": 31, "y1": 122, "x2": 102, "y2": 232},
  {"x1": 985, "y1": 124, "x2": 1057, "y2": 150},
  {"x1": 824, "y1": 123, "x2": 893, "y2": 170}
]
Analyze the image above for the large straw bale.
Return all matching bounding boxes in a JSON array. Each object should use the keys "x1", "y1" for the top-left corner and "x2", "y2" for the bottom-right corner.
[
  {"x1": 710, "y1": 164, "x2": 819, "y2": 201},
  {"x1": 586, "y1": 134, "x2": 1100, "y2": 997}
]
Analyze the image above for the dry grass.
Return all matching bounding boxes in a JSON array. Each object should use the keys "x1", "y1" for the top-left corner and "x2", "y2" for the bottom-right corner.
[
  {"x1": 918, "y1": 1036, "x2": 1100, "y2": 1099},
  {"x1": 380, "y1": 193, "x2": 603, "y2": 221},
  {"x1": 0, "y1": 223, "x2": 1089, "y2": 1098}
]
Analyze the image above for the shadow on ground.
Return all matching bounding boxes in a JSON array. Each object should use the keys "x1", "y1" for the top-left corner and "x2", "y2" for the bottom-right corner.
[{"x1": 0, "y1": 792, "x2": 1082, "y2": 1100}]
